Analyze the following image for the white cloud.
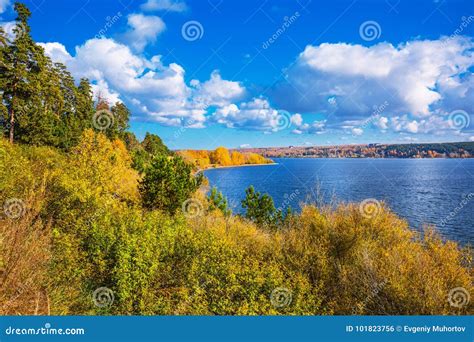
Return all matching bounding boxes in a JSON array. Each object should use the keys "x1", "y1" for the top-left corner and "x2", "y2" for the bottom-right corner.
[
  {"x1": 0, "y1": 0, "x2": 10, "y2": 14},
  {"x1": 123, "y1": 14, "x2": 165, "y2": 52},
  {"x1": 351, "y1": 127, "x2": 363, "y2": 136},
  {"x1": 214, "y1": 98, "x2": 287, "y2": 131},
  {"x1": 389, "y1": 115, "x2": 454, "y2": 135},
  {"x1": 191, "y1": 70, "x2": 245, "y2": 107},
  {"x1": 374, "y1": 116, "x2": 389, "y2": 130},
  {"x1": 141, "y1": 0, "x2": 187, "y2": 12},
  {"x1": 40, "y1": 38, "x2": 245, "y2": 127},
  {"x1": 1, "y1": 21, "x2": 17, "y2": 40},
  {"x1": 240, "y1": 144, "x2": 251, "y2": 148},
  {"x1": 291, "y1": 120, "x2": 326, "y2": 135},
  {"x1": 39, "y1": 42, "x2": 73, "y2": 64},
  {"x1": 274, "y1": 37, "x2": 474, "y2": 136},
  {"x1": 351, "y1": 127, "x2": 364, "y2": 136},
  {"x1": 405, "y1": 121, "x2": 419, "y2": 134},
  {"x1": 290, "y1": 113, "x2": 303, "y2": 126}
]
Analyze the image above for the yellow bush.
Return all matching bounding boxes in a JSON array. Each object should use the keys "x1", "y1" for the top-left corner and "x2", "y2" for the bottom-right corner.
[{"x1": 0, "y1": 137, "x2": 471, "y2": 316}]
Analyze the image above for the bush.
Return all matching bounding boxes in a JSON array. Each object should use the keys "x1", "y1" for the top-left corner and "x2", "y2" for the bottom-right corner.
[{"x1": 0, "y1": 137, "x2": 472, "y2": 316}]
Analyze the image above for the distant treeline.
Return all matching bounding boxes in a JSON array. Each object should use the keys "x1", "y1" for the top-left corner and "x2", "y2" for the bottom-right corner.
[
  {"x1": 384, "y1": 142, "x2": 474, "y2": 157},
  {"x1": 178, "y1": 147, "x2": 273, "y2": 169},
  {"x1": 245, "y1": 142, "x2": 474, "y2": 159}
]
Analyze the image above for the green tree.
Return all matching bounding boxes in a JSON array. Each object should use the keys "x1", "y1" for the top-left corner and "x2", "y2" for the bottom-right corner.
[
  {"x1": 0, "y1": 27, "x2": 9, "y2": 131},
  {"x1": 207, "y1": 187, "x2": 231, "y2": 217},
  {"x1": 131, "y1": 133, "x2": 172, "y2": 173},
  {"x1": 139, "y1": 155, "x2": 202, "y2": 214},
  {"x1": 109, "y1": 102, "x2": 130, "y2": 139},
  {"x1": 241, "y1": 186, "x2": 283, "y2": 229},
  {"x1": 142, "y1": 132, "x2": 171, "y2": 156},
  {"x1": 2, "y1": 2, "x2": 37, "y2": 143}
]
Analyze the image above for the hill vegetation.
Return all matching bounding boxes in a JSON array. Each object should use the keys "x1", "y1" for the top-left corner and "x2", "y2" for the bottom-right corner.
[
  {"x1": 246, "y1": 142, "x2": 474, "y2": 159},
  {"x1": 0, "y1": 3, "x2": 472, "y2": 316}
]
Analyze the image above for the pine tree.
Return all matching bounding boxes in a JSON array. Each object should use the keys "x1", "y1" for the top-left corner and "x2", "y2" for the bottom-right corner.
[
  {"x1": 109, "y1": 102, "x2": 130, "y2": 139},
  {"x1": 2, "y1": 2, "x2": 37, "y2": 143},
  {"x1": 0, "y1": 27, "x2": 9, "y2": 131}
]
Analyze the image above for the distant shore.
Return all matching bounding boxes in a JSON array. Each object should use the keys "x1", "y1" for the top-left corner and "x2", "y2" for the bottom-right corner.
[{"x1": 197, "y1": 162, "x2": 277, "y2": 173}]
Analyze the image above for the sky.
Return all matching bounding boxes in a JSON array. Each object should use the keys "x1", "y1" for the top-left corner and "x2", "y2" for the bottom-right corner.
[{"x1": 0, "y1": 0, "x2": 473, "y2": 149}]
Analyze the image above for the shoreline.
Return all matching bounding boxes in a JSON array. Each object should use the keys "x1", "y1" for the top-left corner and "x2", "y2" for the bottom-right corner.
[
  {"x1": 197, "y1": 162, "x2": 278, "y2": 173},
  {"x1": 261, "y1": 156, "x2": 473, "y2": 160}
]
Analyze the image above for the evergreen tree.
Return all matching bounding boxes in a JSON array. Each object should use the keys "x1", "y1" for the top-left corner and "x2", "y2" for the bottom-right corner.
[
  {"x1": 142, "y1": 132, "x2": 171, "y2": 156},
  {"x1": 2, "y1": 2, "x2": 37, "y2": 143},
  {"x1": 241, "y1": 186, "x2": 283, "y2": 229},
  {"x1": 0, "y1": 27, "x2": 9, "y2": 131},
  {"x1": 109, "y1": 102, "x2": 130, "y2": 139},
  {"x1": 208, "y1": 187, "x2": 231, "y2": 216},
  {"x1": 139, "y1": 155, "x2": 202, "y2": 214}
]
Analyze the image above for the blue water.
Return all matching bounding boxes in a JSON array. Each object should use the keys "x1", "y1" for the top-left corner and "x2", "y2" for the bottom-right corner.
[{"x1": 204, "y1": 158, "x2": 474, "y2": 245}]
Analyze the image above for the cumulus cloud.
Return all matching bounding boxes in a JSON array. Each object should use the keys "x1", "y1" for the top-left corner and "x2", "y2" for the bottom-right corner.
[
  {"x1": 273, "y1": 37, "x2": 474, "y2": 136},
  {"x1": 290, "y1": 113, "x2": 303, "y2": 126},
  {"x1": 291, "y1": 120, "x2": 326, "y2": 135},
  {"x1": 122, "y1": 14, "x2": 166, "y2": 52},
  {"x1": 390, "y1": 115, "x2": 454, "y2": 135},
  {"x1": 40, "y1": 38, "x2": 245, "y2": 127},
  {"x1": 374, "y1": 116, "x2": 389, "y2": 130},
  {"x1": 191, "y1": 70, "x2": 245, "y2": 107},
  {"x1": 141, "y1": 0, "x2": 187, "y2": 12},
  {"x1": 351, "y1": 127, "x2": 363, "y2": 136},
  {"x1": 213, "y1": 98, "x2": 298, "y2": 131}
]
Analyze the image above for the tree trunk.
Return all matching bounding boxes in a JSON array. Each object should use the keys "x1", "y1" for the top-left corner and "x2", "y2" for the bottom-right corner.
[{"x1": 9, "y1": 107, "x2": 14, "y2": 143}]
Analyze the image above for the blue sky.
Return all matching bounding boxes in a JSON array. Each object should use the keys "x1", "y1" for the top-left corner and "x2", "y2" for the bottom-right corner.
[{"x1": 1, "y1": 0, "x2": 473, "y2": 149}]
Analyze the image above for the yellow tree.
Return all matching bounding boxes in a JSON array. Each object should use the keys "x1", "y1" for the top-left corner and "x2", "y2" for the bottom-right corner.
[
  {"x1": 231, "y1": 151, "x2": 245, "y2": 165},
  {"x1": 210, "y1": 147, "x2": 232, "y2": 166}
]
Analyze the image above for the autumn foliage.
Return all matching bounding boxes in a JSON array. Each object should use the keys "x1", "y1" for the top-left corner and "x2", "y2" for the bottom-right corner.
[
  {"x1": 0, "y1": 133, "x2": 472, "y2": 315},
  {"x1": 178, "y1": 147, "x2": 272, "y2": 169}
]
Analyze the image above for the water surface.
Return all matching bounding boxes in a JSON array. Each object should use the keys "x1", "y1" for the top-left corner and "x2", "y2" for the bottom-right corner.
[{"x1": 204, "y1": 158, "x2": 474, "y2": 245}]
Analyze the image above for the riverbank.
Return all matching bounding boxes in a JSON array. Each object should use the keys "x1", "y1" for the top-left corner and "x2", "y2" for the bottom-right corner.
[{"x1": 197, "y1": 162, "x2": 277, "y2": 174}]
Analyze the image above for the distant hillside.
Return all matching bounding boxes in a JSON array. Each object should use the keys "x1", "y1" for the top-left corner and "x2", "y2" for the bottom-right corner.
[{"x1": 239, "y1": 142, "x2": 474, "y2": 159}]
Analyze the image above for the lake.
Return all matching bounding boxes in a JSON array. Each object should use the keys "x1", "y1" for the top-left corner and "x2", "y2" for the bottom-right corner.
[{"x1": 204, "y1": 158, "x2": 474, "y2": 245}]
